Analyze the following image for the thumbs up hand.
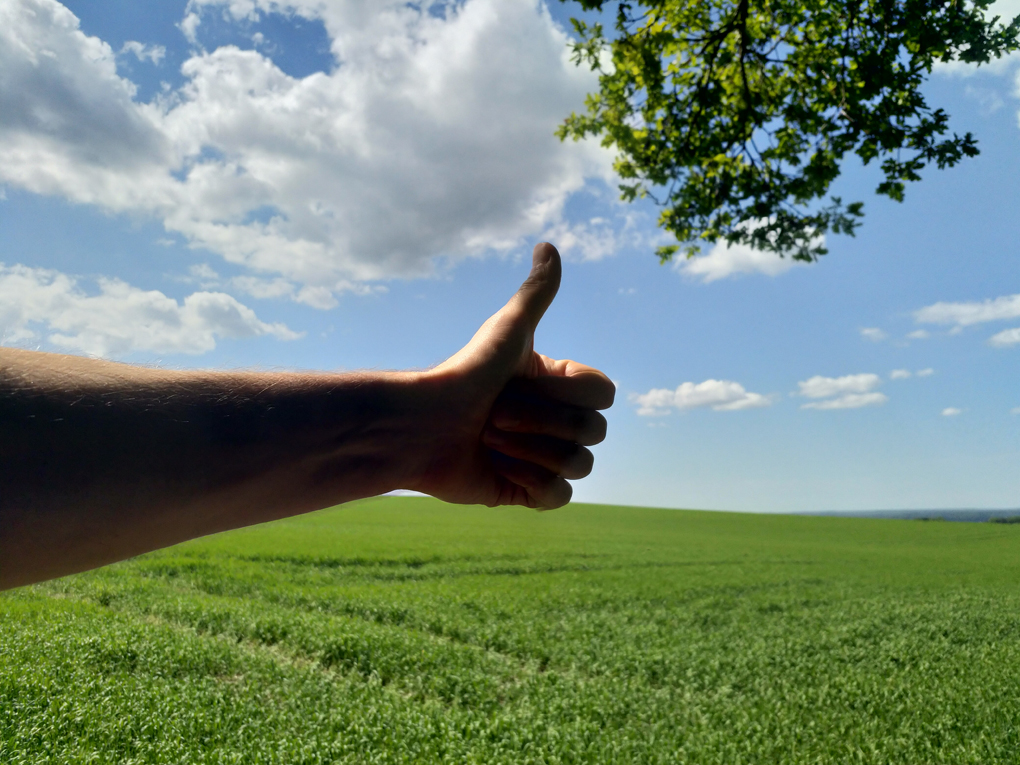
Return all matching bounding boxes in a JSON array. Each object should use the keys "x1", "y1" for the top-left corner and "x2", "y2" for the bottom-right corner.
[
  {"x1": 0, "y1": 242, "x2": 614, "y2": 588},
  {"x1": 408, "y1": 243, "x2": 615, "y2": 509}
]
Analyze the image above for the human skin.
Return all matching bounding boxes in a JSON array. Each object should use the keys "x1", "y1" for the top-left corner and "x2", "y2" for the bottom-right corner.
[{"x1": 0, "y1": 243, "x2": 614, "y2": 590}]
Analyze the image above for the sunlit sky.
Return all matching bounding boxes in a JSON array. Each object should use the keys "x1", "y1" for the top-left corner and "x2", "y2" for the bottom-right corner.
[{"x1": 2, "y1": 0, "x2": 1019, "y2": 512}]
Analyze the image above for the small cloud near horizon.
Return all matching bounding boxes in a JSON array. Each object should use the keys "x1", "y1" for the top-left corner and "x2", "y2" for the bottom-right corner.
[
  {"x1": 632, "y1": 379, "x2": 774, "y2": 415},
  {"x1": 797, "y1": 373, "x2": 887, "y2": 410}
]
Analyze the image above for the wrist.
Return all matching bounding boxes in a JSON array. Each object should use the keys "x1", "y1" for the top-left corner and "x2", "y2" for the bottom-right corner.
[{"x1": 255, "y1": 369, "x2": 432, "y2": 505}]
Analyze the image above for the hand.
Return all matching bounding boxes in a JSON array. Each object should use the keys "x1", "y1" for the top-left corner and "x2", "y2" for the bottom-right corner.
[
  {"x1": 0, "y1": 242, "x2": 613, "y2": 588},
  {"x1": 408, "y1": 243, "x2": 615, "y2": 509}
]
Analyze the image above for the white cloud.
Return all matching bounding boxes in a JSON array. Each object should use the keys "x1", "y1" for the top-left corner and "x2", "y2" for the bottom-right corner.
[
  {"x1": 0, "y1": 0, "x2": 612, "y2": 306},
  {"x1": 891, "y1": 368, "x2": 935, "y2": 381},
  {"x1": 963, "y1": 83, "x2": 1006, "y2": 114},
  {"x1": 916, "y1": 294, "x2": 1020, "y2": 347},
  {"x1": 796, "y1": 373, "x2": 887, "y2": 410},
  {"x1": 942, "y1": 407, "x2": 963, "y2": 417},
  {"x1": 540, "y1": 217, "x2": 618, "y2": 262},
  {"x1": 680, "y1": 241, "x2": 804, "y2": 283},
  {"x1": 860, "y1": 327, "x2": 887, "y2": 342},
  {"x1": 994, "y1": 0, "x2": 1020, "y2": 22},
  {"x1": 229, "y1": 275, "x2": 386, "y2": 308},
  {"x1": 931, "y1": 0, "x2": 1020, "y2": 76},
  {"x1": 932, "y1": 50, "x2": 1020, "y2": 77},
  {"x1": 989, "y1": 327, "x2": 1020, "y2": 347},
  {"x1": 179, "y1": 11, "x2": 201, "y2": 44},
  {"x1": 801, "y1": 392, "x2": 889, "y2": 410},
  {"x1": 914, "y1": 294, "x2": 1020, "y2": 326},
  {"x1": 188, "y1": 263, "x2": 220, "y2": 283},
  {"x1": 1011, "y1": 407, "x2": 1020, "y2": 415},
  {"x1": 906, "y1": 329, "x2": 929, "y2": 340},
  {"x1": 120, "y1": 41, "x2": 166, "y2": 64},
  {"x1": 631, "y1": 379, "x2": 773, "y2": 416},
  {"x1": 229, "y1": 275, "x2": 297, "y2": 300},
  {"x1": 797, "y1": 373, "x2": 882, "y2": 399},
  {"x1": 0, "y1": 263, "x2": 299, "y2": 358},
  {"x1": 678, "y1": 220, "x2": 823, "y2": 282},
  {"x1": 180, "y1": 265, "x2": 388, "y2": 309},
  {"x1": 0, "y1": 0, "x2": 171, "y2": 188}
]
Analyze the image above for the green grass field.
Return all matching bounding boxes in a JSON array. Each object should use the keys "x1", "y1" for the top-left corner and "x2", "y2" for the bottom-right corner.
[{"x1": 4, "y1": 497, "x2": 1020, "y2": 764}]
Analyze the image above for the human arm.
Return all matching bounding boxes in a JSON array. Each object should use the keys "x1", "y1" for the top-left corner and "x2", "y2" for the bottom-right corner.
[{"x1": 0, "y1": 244, "x2": 614, "y2": 590}]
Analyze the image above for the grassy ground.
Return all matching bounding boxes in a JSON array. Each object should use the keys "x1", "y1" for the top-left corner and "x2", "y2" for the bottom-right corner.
[{"x1": 4, "y1": 497, "x2": 1020, "y2": 764}]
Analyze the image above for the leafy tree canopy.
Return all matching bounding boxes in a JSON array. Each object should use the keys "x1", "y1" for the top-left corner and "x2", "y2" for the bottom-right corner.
[{"x1": 558, "y1": 0, "x2": 1020, "y2": 262}]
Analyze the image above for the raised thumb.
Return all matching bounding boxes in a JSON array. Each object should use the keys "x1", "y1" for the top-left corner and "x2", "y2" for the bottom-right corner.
[{"x1": 508, "y1": 242, "x2": 562, "y2": 330}]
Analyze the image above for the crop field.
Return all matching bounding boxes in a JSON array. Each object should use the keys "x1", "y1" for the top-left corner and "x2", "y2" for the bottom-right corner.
[{"x1": 4, "y1": 497, "x2": 1020, "y2": 764}]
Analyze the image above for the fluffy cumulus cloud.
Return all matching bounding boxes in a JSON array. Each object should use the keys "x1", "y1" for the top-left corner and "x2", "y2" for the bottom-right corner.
[
  {"x1": 915, "y1": 294, "x2": 1020, "y2": 326},
  {"x1": 942, "y1": 407, "x2": 963, "y2": 417},
  {"x1": 678, "y1": 220, "x2": 824, "y2": 283},
  {"x1": 183, "y1": 263, "x2": 386, "y2": 310},
  {"x1": 0, "y1": 263, "x2": 299, "y2": 357},
  {"x1": 891, "y1": 368, "x2": 934, "y2": 380},
  {"x1": 680, "y1": 241, "x2": 805, "y2": 283},
  {"x1": 797, "y1": 373, "x2": 880, "y2": 399},
  {"x1": 797, "y1": 373, "x2": 887, "y2": 410},
  {"x1": 0, "y1": 0, "x2": 611, "y2": 307},
  {"x1": 631, "y1": 379, "x2": 773, "y2": 416},
  {"x1": 120, "y1": 41, "x2": 166, "y2": 64},
  {"x1": 915, "y1": 293, "x2": 1020, "y2": 346},
  {"x1": 860, "y1": 327, "x2": 887, "y2": 342},
  {"x1": 989, "y1": 327, "x2": 1020, "y2": 347}
]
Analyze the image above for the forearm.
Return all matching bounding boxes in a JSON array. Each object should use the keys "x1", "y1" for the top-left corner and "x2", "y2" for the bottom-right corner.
[
  {"x1": 0, "y1": 246, "x2": 616, "y2": 589},
  {"x1": 0, "y1": 348, "x2": 429, "y2": 589}
]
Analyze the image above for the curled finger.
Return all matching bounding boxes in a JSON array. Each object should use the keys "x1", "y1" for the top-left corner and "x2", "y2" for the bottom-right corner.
[
  {"x1": 489, "y1": 397, "x2": 607, "y2": 446},
  {"x1": 483, "y1": 427, "x2": 594, "y2": 479},
  {"x1": 489, "y1": 451, "x2": 573, "y2": 510}
]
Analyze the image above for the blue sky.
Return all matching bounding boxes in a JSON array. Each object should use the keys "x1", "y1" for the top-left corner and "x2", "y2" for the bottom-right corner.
[{"x1": 2, "y1": 0, "x2": 1019, "y2": 512}]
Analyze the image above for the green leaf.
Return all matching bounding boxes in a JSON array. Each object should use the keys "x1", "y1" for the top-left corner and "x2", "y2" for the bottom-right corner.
[{"x1": 559, "y1": 0, "x2": 1020, "y2": 263}]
